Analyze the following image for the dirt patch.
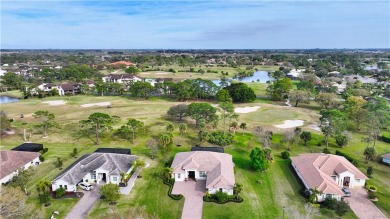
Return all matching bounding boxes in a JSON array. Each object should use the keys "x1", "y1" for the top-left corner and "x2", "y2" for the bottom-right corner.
[
  {"x1": 274, "y1": 120, "x2": 304, "y2": 129},
  {"x1": 80, "y1": 102, "x2": 111, "y2": 108},
  {"x1": 235, "y1": 106, "x2": 261, "y2": 114}
]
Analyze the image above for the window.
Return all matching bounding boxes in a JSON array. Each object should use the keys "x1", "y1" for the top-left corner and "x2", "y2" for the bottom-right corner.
[
  {"x1": 113, "y1": 177, "x2": 118, "y2": 182},
  {"x1": 60, "y1": 185, "x2": 63, "y2": 188},
  {"x1": 65, "y1": 185, "x2": 68, "y2": 190},
  {"x1": 199, "y1": 171, "x2": 206, "y2": 177},
  {"x1": 91, "y1": 173, "x2": 96, "y2": 180},
  {"x1": 178, "y1": 173, "x2": 181, "y2": 178},
  {"x1": 326, "y1": 194, "x2": 332, "y2": 199},
  {"x1": 355, "y1": 179, "x2": 360, "y2": 183}
]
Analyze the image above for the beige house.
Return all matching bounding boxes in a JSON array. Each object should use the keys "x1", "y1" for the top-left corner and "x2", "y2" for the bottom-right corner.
[
  {"x1": 291, "y1": 153, "x2": 368, "y2": 202},
  {"x1": 171, "y1": 151, "x2": 235, "y2": 195}
]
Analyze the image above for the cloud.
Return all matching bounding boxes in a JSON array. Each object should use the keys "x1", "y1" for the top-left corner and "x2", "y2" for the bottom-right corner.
[{"x1": 0, "y1": 0, "x2": 389, "y2": 49}]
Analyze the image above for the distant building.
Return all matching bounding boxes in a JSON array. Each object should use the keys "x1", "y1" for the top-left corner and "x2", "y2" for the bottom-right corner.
[{"x1": 102, "y1": 74, "x2": 142, "y2": 84}]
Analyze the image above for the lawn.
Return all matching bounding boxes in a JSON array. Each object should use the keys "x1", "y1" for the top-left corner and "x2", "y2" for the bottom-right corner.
[{"x1": 1, "y1": 95, "x2": 389, "y2": 218}]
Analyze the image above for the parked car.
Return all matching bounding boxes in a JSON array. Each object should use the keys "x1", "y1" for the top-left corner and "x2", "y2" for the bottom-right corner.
[
  {"x1": 78, "y1": 182, "x2": 93, "y2": 191},
  {"x1": 342, "y1": 188, "x2": 351, "y2": 197}
]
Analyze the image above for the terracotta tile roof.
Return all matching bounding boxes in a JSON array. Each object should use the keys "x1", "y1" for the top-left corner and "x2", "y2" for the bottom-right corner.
[
  {"x1": 0, "y1": 150, "x2": 41, "y2": 179},
  {"x1": 171, "y1": 151, "x2": 235, "y2": 189},
  {"x1": 291, "y1": 153, "x2": 368, "y2": 196},
  {"x1": 382, "y1": 153, "x2": 390, "y2": 159}
]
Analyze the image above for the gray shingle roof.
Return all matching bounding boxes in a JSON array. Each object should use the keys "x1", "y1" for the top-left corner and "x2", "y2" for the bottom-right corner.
[{"x1": 53, "y1": 153, "x2": 137, "y2": 185}]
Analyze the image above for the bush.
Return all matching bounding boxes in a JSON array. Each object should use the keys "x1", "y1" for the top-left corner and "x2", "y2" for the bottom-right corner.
[
  {"x1": 40, "y1": 148, "x2": 48, "y2": 154},
  {"x1": 55, "y1": 188, "x2": 67, "y2": 198},
  {"x1": 335, "y1": 150, "x2": 358, "y2": 167},
  {"x1": 39, "y1": 193, "x2": 50, "y2": 204},
  {"x1": 323, "y1": 197, "x2": 338, "y2": 210},
  {"x1": 366, "y1": 184, "x2": 377, "y2": 192},
  {"x1": 215, "y1": 191, "x2": 229, "y2": 203},
  {"x1": 335, "y1": 201, "x2": 350, "y2": 216},
  {"x1": 281, "y1": 151, "x2": 290, "y2": 159},
  {"x1": 39, "y1": 155, "x2": 45, "y2": 162},
  {"x1": 368, "y1": 190, "x2": 377, "y2": 199},
  {"x1": 322, "y1": 148, "x2": 331, "y2": 154},
  {"x1": 367, "y1": 166, "x2": 373, "y2": 177},
  {"x1": 168, "y1": 68, "x2": 176, "y2": 73},
  {"x1": 208, "y1": 131, "x2": 234, "y2": 146},
  {"x1": 380, "y1": 134, "x2": 390, "y2": 143}
]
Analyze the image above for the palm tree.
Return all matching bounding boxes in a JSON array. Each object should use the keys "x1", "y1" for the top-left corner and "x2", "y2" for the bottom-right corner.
[
  {"x1": 230, "y1": 121, "x2": 238, "y2": 134},
  {"x1": 239, "y1": 123, "x2": 247, "y2": 131},
  {"x1": 309, "y1": 188, "x2": 321, "y2": 204},
  {"x1": 179, "y1": 124, "x2": 187, "y2": 137},
  {"x1": 166, "y1": 123, "x2": 175, "y2": 134},
  {"x1": 161, "y1": 167, "x2": 173, "y2": 182},
  {"x1": 159, "y1": 134, "x2": 172, "y2": 153}
]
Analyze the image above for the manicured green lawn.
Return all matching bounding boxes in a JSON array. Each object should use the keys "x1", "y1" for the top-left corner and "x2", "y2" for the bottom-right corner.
[{"x1": 1, "y1": 95, "x2": 389, "y2": 218}]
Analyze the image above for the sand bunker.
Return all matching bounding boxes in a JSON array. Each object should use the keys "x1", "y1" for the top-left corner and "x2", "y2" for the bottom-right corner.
[
  {"x1": 308, "y1": 124, "x2": 321, "y2": 131},
  {"x1": 274, "y1": 120, "x2": 304, "y2": 129},
  {"x1": 140, "y1": 73, "x2": 150, "y2": 75},
  {"x1": 43, "y1": 100, "x2": 66, "y2": 106},
  {"x1": 234, "y1": 106, "x2": 261, "y2": 114},
  {"x1": 155, "y1": 72, "x2": 168, "y2": 75},
  {"x1": 81, "y1": 102, "x2": 111, "y2": 108}
]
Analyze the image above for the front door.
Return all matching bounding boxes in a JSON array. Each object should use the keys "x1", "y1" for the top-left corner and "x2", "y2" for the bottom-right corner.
[
  {"x1": 343, "y1": 176, "x2": 350, "y2": 187},
  {"x1": 188, "y1": 171, "x2": 195, "y2": 179}
]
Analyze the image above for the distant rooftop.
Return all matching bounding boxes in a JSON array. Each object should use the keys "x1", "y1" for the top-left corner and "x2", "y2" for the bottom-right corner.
[
  {"x1": 191, "y1": 145, "x2": 224, "y2": 153},
  {"x1": 94, "y1": 148, "x2": 131, "y2": 155}
]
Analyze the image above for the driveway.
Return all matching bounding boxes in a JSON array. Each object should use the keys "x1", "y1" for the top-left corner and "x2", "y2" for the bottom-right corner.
[
  {"x1": 345, "y1": 188, "x2": 388, "y2": 219},
  {"x1": 64, "y1": 187, "x2": 101, "y2": 219},
  {"x1": 172, "y1": 180, "x2": 206, "y2": 219}
]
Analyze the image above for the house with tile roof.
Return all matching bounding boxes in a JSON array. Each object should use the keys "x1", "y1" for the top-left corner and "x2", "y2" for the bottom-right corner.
[
  {"x1": 52, "y1": 153, "x2": 137, "y2": 192},
  {"x1": 0, "y1": 150, "x2": 41, "y2": 184},
  {"x1": 171, "y1": 151, "x2": 235, "y2": 195},
  {"x1": 291, "y1": 153, "x2": 368, "y2": 202}
]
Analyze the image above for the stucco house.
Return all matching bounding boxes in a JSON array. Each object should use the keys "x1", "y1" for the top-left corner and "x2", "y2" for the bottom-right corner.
[
  {"x1": 382, "y1": 153, "x2": 390, "y2": 165},
  {"x1": 171, "y1": 151, "x2": 235, "y2": 195},
  {"x1": 291, "y1": 153, "x2": 368, "y2": 202},
  {"x1": 0, "y1": 150, "x2": 41, "y2": 184},
  {"x1": 102, "y1": 74, "x2": 142, "y2": 84},
  {"x1": 52, "y1": 152, "x2": 137, "y2": 192}
]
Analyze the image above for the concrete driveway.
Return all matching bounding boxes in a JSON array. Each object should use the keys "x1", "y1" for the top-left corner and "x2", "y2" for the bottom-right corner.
[
  {"x1": 345, "y1": 188, "x2": 388, "y2": 219},
  {"x1": 172, "y1": 180, "x2": 206, "y2": 219},
  {"x1": 64, "y1": 187, "x2": 101, "y2": 219}
]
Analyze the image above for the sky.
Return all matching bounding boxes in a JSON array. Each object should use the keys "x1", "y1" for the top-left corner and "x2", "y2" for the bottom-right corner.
[{"x1": 1, "y1": 0, "x2": 389, "y2": 49}]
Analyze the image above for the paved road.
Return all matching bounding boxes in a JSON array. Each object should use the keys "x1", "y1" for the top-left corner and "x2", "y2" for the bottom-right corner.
[
  {"x1": 64, "y1": 188, "x2": 100, "y2": 219},
  {"x1": 346, "y1": 188, "x2": 388, "y2": 219},
  {"x1": 172, "y1": 180, "x2": 206, "y2": 219}
]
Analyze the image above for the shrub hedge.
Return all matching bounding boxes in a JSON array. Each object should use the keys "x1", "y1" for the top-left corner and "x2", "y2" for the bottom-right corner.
[
  {"x1": 335, "y1": 150, "x2": 358, "y2": 167},
  {"x1": 163, "y1": 179, "x2": 183, "y2": 200},
  {"x1": 203, "y1": 194, "x2": 243, "y2": 204},
  {"x1": 380, "y1": 134, "x2": 390, "y2": 143}
]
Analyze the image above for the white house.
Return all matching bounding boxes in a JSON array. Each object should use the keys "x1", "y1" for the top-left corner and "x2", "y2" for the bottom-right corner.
[
  {"x1": 0, "y1": 150, "x2": 41, "y2": 184},
  {"x1": 52, "y1": 153, "x2": 137, "y2": 192},
  {"x1": 171, "y1": 151, "x2": 235, "y2": 195},
  {"x1": 382, "y1": 153, "x2": 390, "y2": 165},
  {"x1": 291, "y1": 153, "x2": 368, "y2": 202},
  {"x1": 102, "y1": 74, "x2": 142, "y2": 84}
]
